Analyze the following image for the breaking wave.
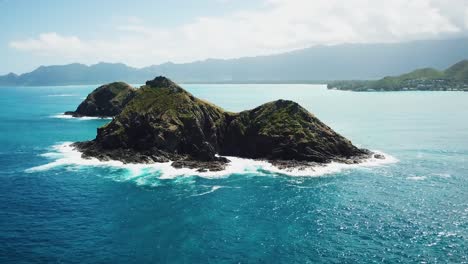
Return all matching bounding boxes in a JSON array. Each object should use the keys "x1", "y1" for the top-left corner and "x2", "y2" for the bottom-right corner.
[
  {"x1": 50, "y1": 114, "x2": 112, "y2": 120},
  {"x1": 26, "y1": 142, "x2": 398, "y2": 180}
]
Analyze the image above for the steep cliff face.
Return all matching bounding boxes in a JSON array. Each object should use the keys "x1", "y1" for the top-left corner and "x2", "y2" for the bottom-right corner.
[
  {"x1": 74, "y1": 77, "x2": 374, "y2": 170},
  {"x1": 65, "y1": 82, "x2": 136, "y2": 117}
]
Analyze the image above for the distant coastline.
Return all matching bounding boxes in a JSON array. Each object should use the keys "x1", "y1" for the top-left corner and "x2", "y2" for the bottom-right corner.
[
  {"x1": 327, "y1": 60, "x2": 468, "y2": 92},
  {"x1": 2, "y1": 57, "x2": 467, "y2": 90}
]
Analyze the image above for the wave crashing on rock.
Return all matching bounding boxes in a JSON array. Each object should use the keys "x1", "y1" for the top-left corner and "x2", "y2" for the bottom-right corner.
[{"x1": 26, "y1": 142, "x2": 397, "y2": 179}]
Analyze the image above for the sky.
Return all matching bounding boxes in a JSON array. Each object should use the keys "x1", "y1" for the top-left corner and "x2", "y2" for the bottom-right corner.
[{"x1": 1, "y1": 0, "x2": 468, "y2": 74}]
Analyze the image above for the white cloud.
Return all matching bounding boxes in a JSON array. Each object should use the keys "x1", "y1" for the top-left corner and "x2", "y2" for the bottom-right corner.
[
  {"x1": 465, "y1": 8, "x2": 468, "y2": 28},
  {"x1": 10, "y1": 33, "x2": 86, "y2": 57},
  {"x1": 9, "y1": 0, "x2": 468, "y2": 67},
  {"x1": 125, "y1": 16, "x2": 143, "y2": 25}
]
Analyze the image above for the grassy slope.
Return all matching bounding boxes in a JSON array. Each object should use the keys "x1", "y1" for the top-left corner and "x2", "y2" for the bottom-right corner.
[{"x1": 444, "y1": 60, "x2": 468, "y2": 81}]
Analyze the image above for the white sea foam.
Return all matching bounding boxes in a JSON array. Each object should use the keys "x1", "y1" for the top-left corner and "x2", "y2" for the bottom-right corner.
[
  {"x1": 50, "y1": 114, "x2": 112, "y2": 120},
  {"x1": 433, "y1": 172, "x2": 451, "y2": 178},
  {"x1": 190, "y1": 186, "x2": 224, "y2": 196},
  {"x1": 26, "y1": 142, "x2": 398, "y2": 180},
  {"x1": 44, "y1": 94, "x2": 78, "y2": 97},
  {"x1": 406, "y1": 176, "x2": 427, "y2": 181}
]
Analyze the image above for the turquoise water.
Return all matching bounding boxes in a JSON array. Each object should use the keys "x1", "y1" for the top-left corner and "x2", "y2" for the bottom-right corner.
[{"x1": 0, "y1": 84, "x2": 467, "y2": 263}]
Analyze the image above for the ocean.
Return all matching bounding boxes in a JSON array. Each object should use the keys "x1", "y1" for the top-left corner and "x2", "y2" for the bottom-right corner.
[{"x1": 0, "y1": 84, "x2": 467, "y2": 263}]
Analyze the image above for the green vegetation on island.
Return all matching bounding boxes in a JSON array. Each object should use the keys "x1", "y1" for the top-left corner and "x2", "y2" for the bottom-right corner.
[
  {"x1": 328, "y1": 60, "x2": 468, "y2": 91},
  {"x1": 73, "y1": 77, "x2": 379, "y2": 171}
]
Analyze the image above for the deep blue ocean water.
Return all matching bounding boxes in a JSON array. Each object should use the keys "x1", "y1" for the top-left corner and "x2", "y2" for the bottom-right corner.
[{"x1": 0, "y1": 84, "x2": 467, "y2": 263}]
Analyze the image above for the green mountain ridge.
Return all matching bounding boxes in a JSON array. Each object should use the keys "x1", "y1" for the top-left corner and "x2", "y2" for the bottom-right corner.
[
  {"x1": 328, "y1": 60, "x2": 468, "y2": 91},
  {"x1": 444, "y1": 60, "x2": 468, "y2": 81}
]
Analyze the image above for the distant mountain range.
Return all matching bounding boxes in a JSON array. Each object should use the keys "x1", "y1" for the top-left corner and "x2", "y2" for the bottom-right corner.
[
  {"x1": 1, "y1": 38, "x2": 468, "y2": 86},
  {"x1": 327, "y1": 60, "x2": 468, "y2": 91}
]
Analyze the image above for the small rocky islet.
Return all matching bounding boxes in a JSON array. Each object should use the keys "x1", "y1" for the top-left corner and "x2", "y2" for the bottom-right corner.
[
  {"x1": 67, "y1": 76, "x2": 383, "y2": 171},
  {"x1": 65, "y1": 82, "x2": 136, "y2": 117}
]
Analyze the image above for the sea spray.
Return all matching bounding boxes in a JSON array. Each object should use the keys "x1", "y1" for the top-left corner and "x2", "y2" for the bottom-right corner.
[{"x1": 26, "y1": 142, "x2": 398, "y2": 182}]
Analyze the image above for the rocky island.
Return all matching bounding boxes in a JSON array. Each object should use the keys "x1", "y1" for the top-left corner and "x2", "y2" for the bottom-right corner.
[
  {"x1": 328, "y1": 60, "x2": 468, "y2": 92},
  {"x1": 72, "y1": 76, "x2": 381, "y2": 171}
]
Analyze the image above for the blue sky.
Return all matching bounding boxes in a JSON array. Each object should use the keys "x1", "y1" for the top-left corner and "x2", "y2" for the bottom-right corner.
[{"x1": 1, "y1": 0, "x2": 467, "y2": 74}]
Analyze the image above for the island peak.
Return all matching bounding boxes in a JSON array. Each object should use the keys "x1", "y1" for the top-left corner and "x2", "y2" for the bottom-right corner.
[
  {"x1": 145, "y1": 76, "x2": 183, "y2": 92},
  {"x1": 65, "y1": 82, "x2": 136, "y2": 117}
]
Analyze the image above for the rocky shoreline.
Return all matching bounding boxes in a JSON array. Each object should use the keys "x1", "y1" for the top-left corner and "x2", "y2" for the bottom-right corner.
[
  {"x1": 71, "y1": 141, "x2": 232, "y2": 172},
  {"x1": 72, "y1": 141, "x2": 384, "y2": 172}
]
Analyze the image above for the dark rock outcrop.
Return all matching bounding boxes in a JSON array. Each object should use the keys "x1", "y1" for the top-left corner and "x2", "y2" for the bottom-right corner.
[
  {"x1": 65, "y1": 82, "x2": 136, "y2": 117},
  {"x1": 73, "y1": 76, "x2": 377, "y2": 171},
  {"x1": 221, "y1": 99, "x2": 368, "y2": 162},
  {"x1": 373, "y1": 153, "x2": 385, "y2": 159}
]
